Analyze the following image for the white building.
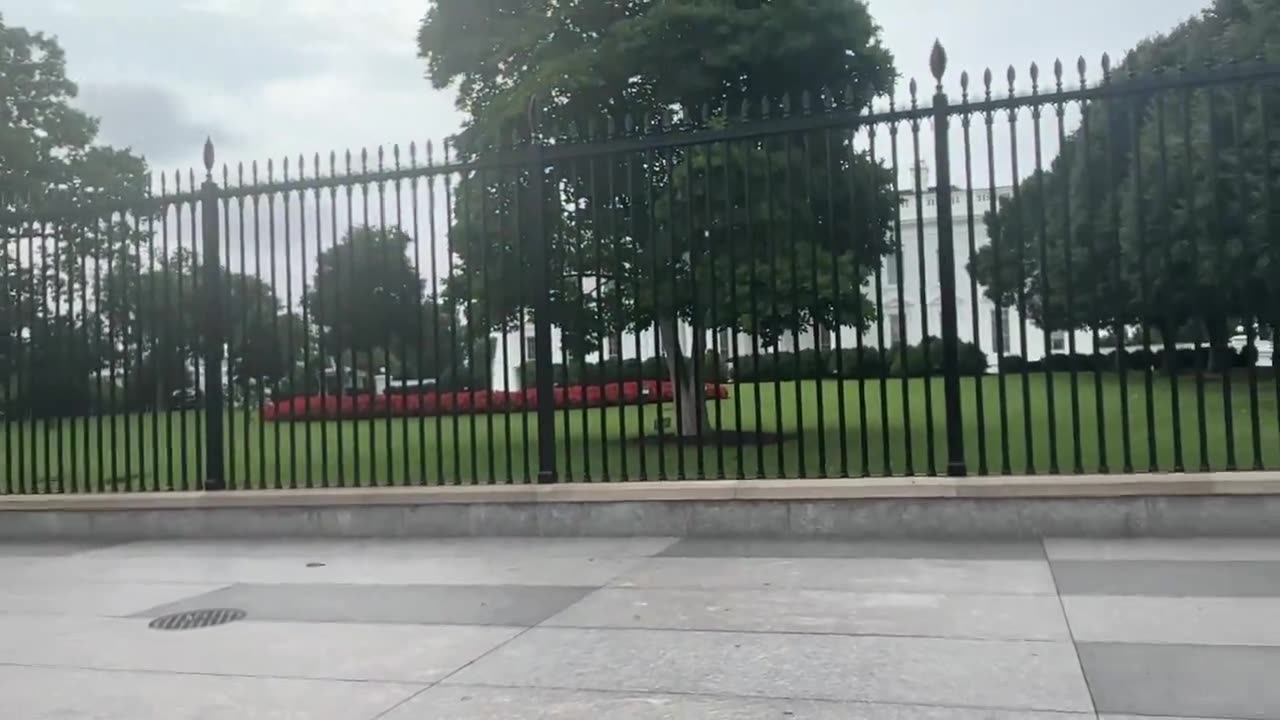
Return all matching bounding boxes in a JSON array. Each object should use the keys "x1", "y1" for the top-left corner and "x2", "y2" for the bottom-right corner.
[{"x1": 489, "y1": 181, "x2": 1096, "y2": 390}]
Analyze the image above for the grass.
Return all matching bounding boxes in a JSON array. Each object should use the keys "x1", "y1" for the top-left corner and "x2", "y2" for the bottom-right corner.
[{"x1": 2, "y1": 372, "x2": 1278, "y2": 493}]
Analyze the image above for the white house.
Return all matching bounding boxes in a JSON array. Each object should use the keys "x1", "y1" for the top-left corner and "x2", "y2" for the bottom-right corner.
[{"x1": 489, "y1": 178, "x2": 1096, "y2": 390}]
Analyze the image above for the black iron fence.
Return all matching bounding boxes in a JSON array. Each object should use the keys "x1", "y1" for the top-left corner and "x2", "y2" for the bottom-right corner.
[{"x1": 2, "y1": 45, "x2": 1279, "y2": 492}]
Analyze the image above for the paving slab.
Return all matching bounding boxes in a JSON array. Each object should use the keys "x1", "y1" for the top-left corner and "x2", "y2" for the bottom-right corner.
[
  {"x1": 1063, "y1": 595, "x2": 1280, "y2": 646},
  {"x1": 547, "y1": 587, "x2": 1070, "y2": 640},
  {"x1": 612, "y1": 557, "x2": 1058, "y2": 594},
  {"x1": 387, "y1": 685, "x2": 1094, "y2": 719},
  {"x1": 1051, "y1": 560, "x2": 1280, "y2": 597},
  {"x1": 1079, "y1": 642, "x2": 1280, "y2": 719},
  {"x1": 0, "y1": 614, "x2": 521, "y2": 683},
  {"x1": 0, "y1": 581, "x2": 228, "y2": 617},
  {"x1": 0, "y1": 541, "x2": 117, "y2": 557},
  {"x1": 0, "y1": 664, "x2": 420, "y2": 720},
  {"x1": 447, "y1": 627, "x2": 1094, "y2": 713},
  {"x1": 660, "y1": 538, "x2": 1044, "y2": 560},
  {"x1": 138, "y1": 582, "x2": 593, "y2": 627},
  {"x1": 13, "y1": 553, "x2": 642, "y2": 587},
  {"x1": 1046, "y1": 537, "x2": 1280, "y2": 562}
]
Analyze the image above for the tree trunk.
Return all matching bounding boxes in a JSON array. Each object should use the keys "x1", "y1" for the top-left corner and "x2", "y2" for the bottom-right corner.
[{"x1": 658, "y1": 317, "x2": 706, "y2": 438}]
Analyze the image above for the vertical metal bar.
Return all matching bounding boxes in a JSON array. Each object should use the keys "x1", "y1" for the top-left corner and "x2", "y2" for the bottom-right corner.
[
  {"x1": 605, "y1": 125, "x2": 627, "y2": 482},
  {"x1": 570, "y1": 148, "x2": 590, "y2": 482},
  {"x1": 1076, "y1": 63, "x2": 1108, "y2": 473},
  {"x1": 763, "y1": 121, "x2": 786, "y2": 478},
  {"x1": 408, "y1": 145, "x2": 427, "y2": 484},
  {"x1": 869, "y1": 125, "x2": 892, "y2": 477},
  {"x1": 1231, "y1": 85, "x2": 1263, "y2": 470},
  {"x1": 313, "y1": 154, "x2": 328, "y2": 487},
  {"x1": 161, "y1": 181, "x2": 176, "y2": 489},
  {"x1": 909, "y1": 83, "x2": 937, "y2": 476},
  {"x1": 528, "y1": 104, "x2": 558, "y2": 484},
  {"x1": 1030, "y1": 65, "x2": 1060, "y2": 474},
  {"x1": 1053, "y1": 62, "x2": 1084, "y2": 474},
  {"x1": 200, "y1": 143, "x2": 226, "y2": 490},
  {"x1": 498, "y1": 143, "x2": 515, "y2": 485},
  {"x1": 589, "y1": 128, "x2": 611, "y2": 482},
  {"x1": 826, "y1": 125, "x2": 849, "y2": 478},
  {"x1": 281, "y1": 158, "x2": 298, "y2": 489},
  {"x1": 742, "y1": 129, "x2": 766, "y2": 478},
  {"x1": 330, "y1": 154, "x2": 347, "y2": 488},
  {"x1": 343, "y1": 152, "x2": 361, "y2": 486},
  {"x1": 442, "y1": 146, "x2": 462, "y2": 484},
  {"x1": 1101, "y1": 60, "x2": 1134, "y2": 473},
  {"x1": 959, "y1": 73, "x2": 989, "y2": 475},
  {"x1": 786, "y1": 126, "x2": 806, "y2": 478},
  {"x1": 804, "y1": 120, "x2": 827, "y2": 477},
  {"x1": 983, "y1": 72, "x2": 1013, "y2": 475},
  {"x1": 393, "y1": 147, "x2": 410, "y2": 485},
  {"x1": 478, "y1": 159, "x2": 497, "y2": 485},
  {"x1": 299, "y1": 155, "x2": 315, "y2": 488},
  {"x1": 425, "y1": 144, "x2": 446, "y2": 484},
  {"x1": 1260, "y1": 80, "x2": 1280, "y2": 459},
  {"x1": 1183, "y1": 85, "x2": 1210, "y2": 471},
  {"x1": 92, "y1": 203, "x2": 108, "y2": 491},
  {"x1": 189, "y1": 171, "x2": 204, "y2": 490},
  {"x1": 1005, "y1": 69, "x2": 1036, "y2": 474},
  {"x1": 888, "y1": 106, "x2": 913, "y2": 475},
  {"x1": 1129, "y1": 92, "x2": 1158, "y2": 472},
  {"x1": 647, "y1": 119, "x2": 668, "y2": 481},
  {"x1": 220, "y1": 167, "x2": 234, "y2": 489},
  {"x1": 687, "y1": 130, "x2": 707, "y2": 481},
  {"x1": 144, "y1": 191, "x2": 159, "y2": 492},
  {"x1": 265, "y1": 161, "x2": 283, "y2": 488},
  {"x1": 1205, "y1": 86, "x2": 1237, "y2": 471},
  {"x1": 625, "y1": 131, "x2": 649, "y2": 480},
  {"x1": 377, "y1": 149, "x2": 394, "y2": 485},
  {"x1": 1153, "y1": 93, "x2": 1185, "y2": 472},
  {"x1": 722, "y1": 134, "x2": 744, "y2": 479},
  {"x1": 931, "y1": 51, "x2": 967, "y2": 478},
  {"x1": 664, "y1": 138, "x2": 686, "y2": 481},
  {"x1": 703, "y1": 132, "x2": 725, "y2": 481},
  {"x1": 37, "y1": 218, "x2": 52, "y2": 491},
  {"x1": 236, "y1": 166, "x2": 251, "y2": 486}
]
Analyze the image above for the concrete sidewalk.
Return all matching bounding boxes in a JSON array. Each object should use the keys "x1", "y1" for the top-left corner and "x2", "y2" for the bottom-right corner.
[{"x1": 0, "y1": 536, "x2": 1277, "y2": 719}]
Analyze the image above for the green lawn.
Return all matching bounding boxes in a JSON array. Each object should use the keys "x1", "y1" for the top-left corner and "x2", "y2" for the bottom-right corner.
[{"x1": 2, "y1": 373, "x2": 1277, "y2": 493}]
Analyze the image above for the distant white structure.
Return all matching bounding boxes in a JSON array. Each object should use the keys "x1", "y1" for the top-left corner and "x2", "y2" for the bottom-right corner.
[{"x1": 489, "y1": 180, "x2": 1096, "y2": 390}]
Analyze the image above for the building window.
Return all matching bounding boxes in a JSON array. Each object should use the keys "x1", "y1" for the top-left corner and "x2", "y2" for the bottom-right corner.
[
  {"x1": 816, "y1": 326, "x2": 833, "y2": 352},
  {"x1": 991, "y1": 306, "x2": 1010, "y2": 354},
  {"x1": 607, "y1": 334, "x2": 622, "y2": 359},
  {"x1": 885, "y1": 256, "x2": 899, "y2": 286},
  {"x1": 887, "y1": 312, "x2": 904, "y2": 347},
  {"x1": 524, "y1": 336, "x2": 536, "y2": 361},
  {"x1": 1050, "y1": 331, "x2": 1067, "y2": 353}
]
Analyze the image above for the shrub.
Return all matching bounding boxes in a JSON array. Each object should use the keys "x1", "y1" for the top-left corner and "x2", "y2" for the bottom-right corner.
[{"x1": 890, "y1": 337, "x2": 988, "y2": 377}]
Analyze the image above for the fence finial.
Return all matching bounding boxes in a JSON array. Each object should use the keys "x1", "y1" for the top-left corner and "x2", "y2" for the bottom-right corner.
[
  {"x1": 203, "y1": 137, "x2": 215, "y2": 176},
  {"x1": 930, "y1": 40, "x2": 948, "y2": 89}
]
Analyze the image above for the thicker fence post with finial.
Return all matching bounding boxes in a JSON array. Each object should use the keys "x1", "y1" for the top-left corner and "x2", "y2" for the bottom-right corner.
[
  {"x1": 929, "y1": 41, "x2": 967, "y2": 478},
  {"x1": 200, "y1": 138, "x2": 227, "y2": 490},
  {"x1": 526, "y1": 98, "x2": 559, "y2": 484}
]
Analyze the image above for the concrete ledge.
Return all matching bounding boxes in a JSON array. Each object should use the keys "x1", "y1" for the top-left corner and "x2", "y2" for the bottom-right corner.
[{"x1": 1, "y1": 474, "x2": 1278, "y2": 541}]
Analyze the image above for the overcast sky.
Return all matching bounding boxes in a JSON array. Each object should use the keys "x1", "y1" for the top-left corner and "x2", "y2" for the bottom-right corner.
[{"x1": 6, "y1": 0, "x2": 1211, "y2": 174}]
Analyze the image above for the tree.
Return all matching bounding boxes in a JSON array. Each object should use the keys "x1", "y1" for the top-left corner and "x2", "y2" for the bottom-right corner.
[
  {"x1": 968, "y1": 0, "x2": 1280, "y2": 371},
  {"x1": 1, "y1": 15, "x2": 150, "y2": 413},
  {"x1": 309, "y1": 226, "x2": 467, "y2": 385},
  {"x1": 420, "y1": 0, "x2": 899, "y2": 434}
]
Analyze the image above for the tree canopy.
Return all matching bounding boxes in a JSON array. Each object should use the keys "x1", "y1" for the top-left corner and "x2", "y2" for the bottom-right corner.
[
  {"x1": 968, "y1": 0, "x2": 1280, "y2": 361},
  {"x1": 419, "y1": 0, "x2": 900, "y2": 431}
]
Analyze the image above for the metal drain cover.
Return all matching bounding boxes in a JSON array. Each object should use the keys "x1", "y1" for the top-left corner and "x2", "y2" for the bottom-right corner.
[{"x1": 149, "y1": 608, "x2": 246, "y2": 631}]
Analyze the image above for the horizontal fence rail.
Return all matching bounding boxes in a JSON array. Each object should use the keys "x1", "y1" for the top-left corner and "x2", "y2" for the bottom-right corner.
[{"x1": 1, "y1": 45, "x2": 1278, "y2": 493}]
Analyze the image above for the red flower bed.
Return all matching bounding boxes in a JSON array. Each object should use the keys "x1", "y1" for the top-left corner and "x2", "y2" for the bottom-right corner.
[{"x1": 262, "y1": 381, "x2": 730, "y2": 422}]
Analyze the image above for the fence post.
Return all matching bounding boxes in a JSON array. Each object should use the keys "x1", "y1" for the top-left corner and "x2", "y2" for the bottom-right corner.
[
  {"x1": 200, "y1": 138, "x2": 227, "y2": 490},
  {"x1": 929, "y1": 42, "x2": 968, "y2": 478},
  {"x1": 527, "y1": 100, "x2": 559, "y2": 484}
]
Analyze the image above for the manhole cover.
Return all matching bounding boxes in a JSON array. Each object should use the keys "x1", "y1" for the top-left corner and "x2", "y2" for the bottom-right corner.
[{"x1": 149, "y1": 608, "x2": 246, "y2": 631}]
